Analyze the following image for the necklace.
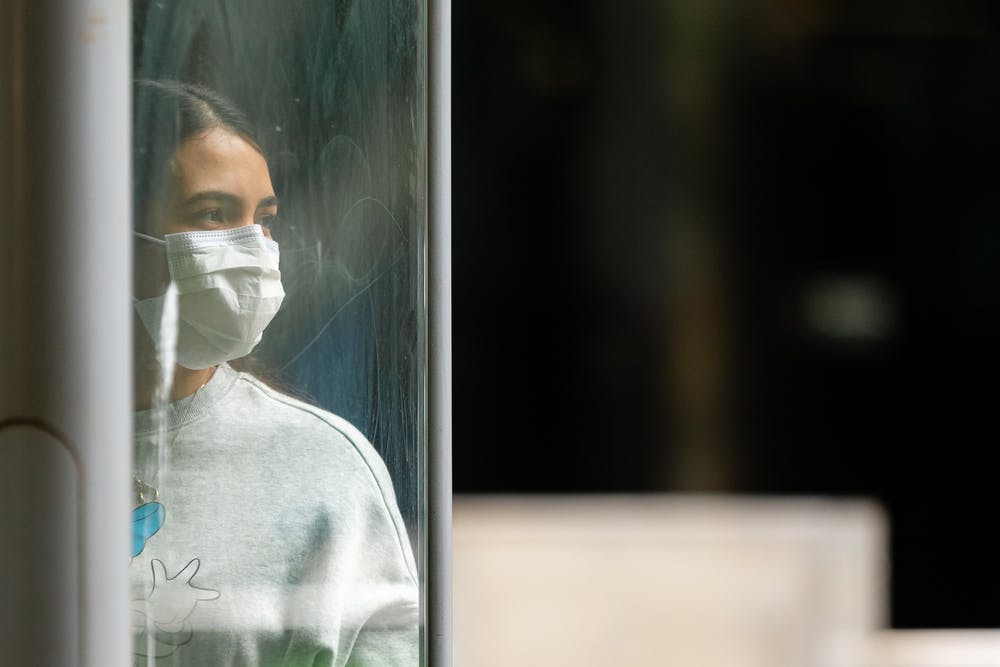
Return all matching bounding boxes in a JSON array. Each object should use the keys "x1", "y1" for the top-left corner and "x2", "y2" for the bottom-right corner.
[
  {"x1": 133, "y1": 374, "x2": 212, "y2": 506},
  {"x1": 134, "y1": 475, "x2": 159, "y2": 504}
]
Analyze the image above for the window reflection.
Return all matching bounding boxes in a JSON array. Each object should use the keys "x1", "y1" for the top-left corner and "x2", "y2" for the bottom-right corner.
[{"x1": 130, "y1": 0, "x2": 426, "y2": 660}]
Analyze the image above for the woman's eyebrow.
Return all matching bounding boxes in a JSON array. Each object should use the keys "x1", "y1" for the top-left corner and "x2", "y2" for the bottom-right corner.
[
  {"x1": 257, "y1": 195, "x2": 279, "y2": 209},
  {"x1": 176, "y1": 190, "x2": 240, "y2": 208}
]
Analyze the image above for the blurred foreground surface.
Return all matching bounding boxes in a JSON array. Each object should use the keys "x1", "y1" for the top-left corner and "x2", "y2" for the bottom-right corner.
[
  {"x1": 454, "y1": 495, "x2": 885, "y2": 667},
  {"x1": 870, "y1": 632, "x2": 1000, "y2": 667},
  {"x1": 454, "y1": 495, "x2": 1000, "y2": 666}
]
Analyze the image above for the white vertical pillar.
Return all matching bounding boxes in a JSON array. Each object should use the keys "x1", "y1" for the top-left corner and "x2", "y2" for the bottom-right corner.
[{"x1": 0, "y1": 1, "x2": 131, "y2": 665}]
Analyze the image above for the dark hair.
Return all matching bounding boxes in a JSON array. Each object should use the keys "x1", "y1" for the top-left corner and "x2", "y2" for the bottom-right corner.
[{"x1": 133, "y1": 80, "x2": 261, "y2": 233}]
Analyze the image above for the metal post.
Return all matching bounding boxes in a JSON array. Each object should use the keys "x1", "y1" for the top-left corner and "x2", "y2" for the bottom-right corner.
[{"x1": 427, "y1": 0, "x2": 452, "y2": 664}]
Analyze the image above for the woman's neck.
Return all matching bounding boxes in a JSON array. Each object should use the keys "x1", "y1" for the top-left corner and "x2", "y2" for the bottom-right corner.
[{"x1": 135, "y1": 363, "x2": 217, "y2": 410}]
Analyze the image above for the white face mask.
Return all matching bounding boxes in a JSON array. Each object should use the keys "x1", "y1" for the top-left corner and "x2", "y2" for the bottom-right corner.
[{"x1": 135, "y1": 224, "x2": 285, "y2": 370}]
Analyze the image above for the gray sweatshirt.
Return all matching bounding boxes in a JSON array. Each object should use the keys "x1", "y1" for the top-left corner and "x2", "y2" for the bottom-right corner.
[{"x1": 131, "y1": 363, "x2": 418, "y2": 666}]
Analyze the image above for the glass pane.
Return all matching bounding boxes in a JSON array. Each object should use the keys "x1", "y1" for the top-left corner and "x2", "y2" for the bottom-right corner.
[{"x1": 129, "y1": 2, "x2": 425, "y2": 664}]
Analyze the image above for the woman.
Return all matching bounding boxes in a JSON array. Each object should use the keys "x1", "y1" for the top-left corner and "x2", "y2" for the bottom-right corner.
[{"x1": 130, "y1": 80, "x2": 418, "y2": 666}]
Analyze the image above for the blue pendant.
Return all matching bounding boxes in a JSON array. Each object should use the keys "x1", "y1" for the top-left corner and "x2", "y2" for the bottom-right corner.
[{"x1": 131, "y1": 502, "x2": 165, "y2": 557}]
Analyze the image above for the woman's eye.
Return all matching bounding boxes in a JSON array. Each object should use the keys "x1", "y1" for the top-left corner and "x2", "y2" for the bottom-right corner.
[
  {"x1": 185, "y1": 208, "x2": 225, "y2": 225},
  {"x1": 201, "y1": 208, "x2": 224, "y2": 222},
  {"x1": 258, "y1": 213, "x2": 278, "y2": 229}
]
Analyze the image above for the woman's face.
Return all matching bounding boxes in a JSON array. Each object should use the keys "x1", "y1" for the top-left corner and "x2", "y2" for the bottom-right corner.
[
  {"x1": 135, "y1": 127, "x2": 277, "y2": 300},
  {"x1": 158, "y1": 126, "x2": 277, "y2": 237}
]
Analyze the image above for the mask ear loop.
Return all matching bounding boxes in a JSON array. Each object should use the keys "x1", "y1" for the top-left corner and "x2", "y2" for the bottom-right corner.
[{"x1": 134, "y1": 231, "x2": 166, "y2": 245}]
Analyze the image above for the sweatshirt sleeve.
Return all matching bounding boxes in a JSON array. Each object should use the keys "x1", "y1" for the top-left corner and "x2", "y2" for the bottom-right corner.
[
  {"x1": 339, "y1": 433, "x2": 420, "y2": 667},
  {"x1": 306, "y1": 410, "x2": 419, "y2": 667},
  {"x1": 240, "y1": 377, "x2": 420, "y2": 667}
]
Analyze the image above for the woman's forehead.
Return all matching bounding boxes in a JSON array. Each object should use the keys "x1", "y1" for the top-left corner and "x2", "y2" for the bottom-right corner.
[{"x1": 168, "y1": 127, "x2": 274, "y2": 202}]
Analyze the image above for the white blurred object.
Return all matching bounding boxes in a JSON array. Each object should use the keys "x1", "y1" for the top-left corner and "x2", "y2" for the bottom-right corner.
[
  {"x1": 869, "y1": 631, "x2": 1000, "y2": 667},
  {"x1": 453, "y1": 495, "x2": 887, "y2": 667},
  {"x1": 800, "y1": 275, "x2": 898, "y2": 341}
]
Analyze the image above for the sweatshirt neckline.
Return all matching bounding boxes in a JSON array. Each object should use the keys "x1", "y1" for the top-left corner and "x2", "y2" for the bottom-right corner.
[{"x1": 134, "y1": 363, "x2": 239, "y2": 435}]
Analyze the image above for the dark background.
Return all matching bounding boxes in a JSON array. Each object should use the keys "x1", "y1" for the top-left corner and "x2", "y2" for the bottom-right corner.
[{"x1": 452, "y1": 0, "x2": 1000, "y2": 628}]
